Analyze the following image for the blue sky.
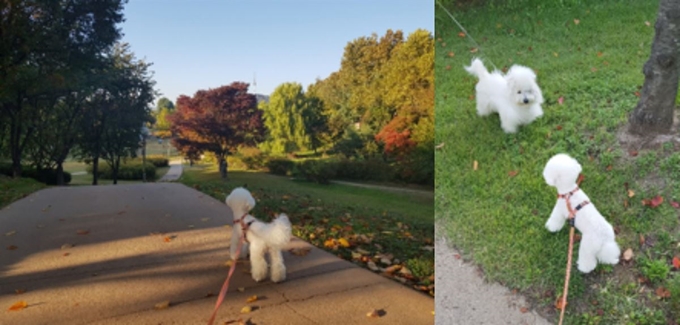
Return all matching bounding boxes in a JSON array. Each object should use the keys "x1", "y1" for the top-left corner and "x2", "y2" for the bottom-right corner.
[{"x1": 120, "y1": 0, "x2": 433, "y2": 108}]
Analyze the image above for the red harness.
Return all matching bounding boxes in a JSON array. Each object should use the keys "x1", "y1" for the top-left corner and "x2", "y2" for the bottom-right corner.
[
  {"x1": 557, "y1": 186, "x2": 590, "y2": 226},
  {"x1": 232, "y1": 213, "x2": 254, "y2": 243}
]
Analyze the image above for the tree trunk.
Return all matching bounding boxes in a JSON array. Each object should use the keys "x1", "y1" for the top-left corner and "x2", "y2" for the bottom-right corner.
[
  {"x1": 56, "y1": 162, "x2": 64, "y2": 186},
  {"x1": 629, "y1": 0, "x2": 680, "y2": 135},
  {"x1": 218, "y1": 155, "x2": 228, "y2": 179},
  {"x1": 112, "y1": 157, "x2": 120, "y2": 185},
  {"x1": 92, "y1": 155, "x2": 99, "y2": 185}
]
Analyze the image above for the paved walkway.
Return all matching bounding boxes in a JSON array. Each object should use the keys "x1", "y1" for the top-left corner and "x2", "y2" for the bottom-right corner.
[
  {"x1": 435, "y1": 225, "x2": 552, "y2": 325},
  {"x1": 330, "y1": 180, "x2": 433, "y2": 197},
  {"x1": 158, "y1": 159, "x2": 183, "y2": 182},
  {"x1": 0, "y1": 184, "x2": 433, "y2": 325}
]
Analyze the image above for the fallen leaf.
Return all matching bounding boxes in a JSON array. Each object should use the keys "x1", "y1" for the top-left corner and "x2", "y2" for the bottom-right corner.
[
  {"x1": 553, "y1": 52, "x2": 559, "y2": 57},
  {"x1": 655, "y1": 287, "x2": 671, "y2": 299},
  {"x1": 606, "y1": 165, "x2": 612, "y2": 171},
  {"x1": 454, "y1": 254, "x2": 461, "y2": 259},
  {"x1": 558, "y1": 97, "x2": 564, "y2": 105},
  {"x1": 445, "y1": 65, "x2": 451, "y2": 70},
  {"x1": 154, "y1": 300, "x2": 170, "y2": 310},
  {"x1": 15, "y1": 289, "x2": 25, "y2": 295},
  {"x1": 338, "y1": 238, "x2": 350, "y2": 248},
  {"x1": 246, "y1": 295, "x2": 258, "y2": 303},
  {"x1": 597, "y1": 51, "x2": 603, "y2": 57},
  {"x1": 225, "y1": 260, "x2": 234, "y2": 267},
  {"x1": 76, "y1": 229, "x2": 90, "y2": 235},
  {"x1": 8, "y1": 300, "x2": 27, "y2": 311},
  {"x1": 323, "y1": 239, "x2": 336, "y2": 248},
  {"x1": 435, "y1": 142, "x2": 445, "y2": 150},
  {"x1": 650, "y1": 195, "x2": 664, "y2": 208},
  {"x1": 573, "y1": 19, "x2": 580, "y2": 25},
  {"x1": 623, "y1": 248, "x2": 634, "y2": 261},
  {"x1": 7, "y1": 245, "x2": 17, "y2": 250},
  {"x1": 635, "y1": 91, "x2": 641, "y2": 97},
  {"x1": 448, "y1": 51, "x2": 455, "y2": 57},
  {"x1": 556, "y1": 125, "x2": 563, "y2": 131},
  {"x1": 555, "y1": 296, "x2": 567, "y2": 310},
  {"x1": 367, "y1": 261, "x2": 379, "y2": 271},
  {"x1": 520, "y1": 307, "x2": 528, "y2": 313},
  {"x1": 628, "y1": 189, "x2": 635, "y2": 198},
  {"x1": 645, "y1": 21, "x2": 651, "y2": 26},
  {"x1": 591, "y1": 67, "x2": 598, "y2": 72},
  {"x1": 671, "y1": 201, "x2": 680, "y2": 209},
  {"x1": 629, "y1": 150, "x2": 638, "y2": 157},
  {"x1": 240, "y1": 306, "x2": 252, "y2": 314},
  {"x1": 672, "y1": 256, "x2": 680, "y2": 269},
  {"x1": 458, "y1": 32, "x2": 466, "y2": 38},
  {"x1": 473, "y1": 160, "x2": 478, "y2": 171},
  {"x1": 367, "y1": 309, "x2": 380, "y2": 318},
  {"x1": 289, "y1": 247, "x2": 311, "y2": 256},
  {"x1": 639, "y1": 234, "x2": 645, "y2": 247},
  {"x1": 237, "y1": 287, "x2": 245, "y2": 293},
  {"x1": 201, "y1": 217, "x2": 210, "y2": 222},
  {"x1": 63, "y1": 253, "x2": 70, "y2": 256},
  {"x1": 5, "y1": 230, "x2": 16, "y2": 236},
  {"x1": 508, "y1": 170, "x2": 519, "y2": 177},
  {"x1": 470, "y1": 47, "x2": 478, "y2": 53},
  {"x1": 383, "y1": 265, "x2": 401, "y2": 274}
]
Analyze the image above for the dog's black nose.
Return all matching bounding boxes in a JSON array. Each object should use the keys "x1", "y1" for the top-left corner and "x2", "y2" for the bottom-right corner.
[{"x1": 523, "y1": 99, "x2": 529, "y2": 104}]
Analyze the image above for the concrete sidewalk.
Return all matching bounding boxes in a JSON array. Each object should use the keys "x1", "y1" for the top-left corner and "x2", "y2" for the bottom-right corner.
[
  {"x1": 435, "y1": 226, "x2": 551, "y2": 325},
  {"x1": 158, "y1": 159, "x2": 183, "y2": 182},
  {"x1": 0, "y1": 183, "x2": 433, "y2": 325}
]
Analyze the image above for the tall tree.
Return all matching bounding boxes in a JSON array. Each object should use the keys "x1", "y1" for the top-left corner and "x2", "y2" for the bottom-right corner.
[
  {"x1": 0, "y1": 0, "x2": 126, "y2": 177},
  {"x1": 629, "y1": 0, "x2": 680, "y2": 135},
  {"x1": 260, "y1": 82, "x2": 309, "y2": 154},
  {"x1": 153, "y1": 97, "x2": 175, "y2": 138},
  {"x1": 170, "y1": 82, "x2": 264, "y2": 179}
]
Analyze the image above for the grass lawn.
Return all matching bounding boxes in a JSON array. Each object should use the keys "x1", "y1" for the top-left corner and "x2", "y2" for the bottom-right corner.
[
  {"x1": 436, "y1": 0, "x2": 680, "y2": 323},
  {"x1": 179, "y1": 164, "x2": 435, "y2": 297},
  {"x1": 0, "y1": 176, "x2": 46, "y2": 209}
]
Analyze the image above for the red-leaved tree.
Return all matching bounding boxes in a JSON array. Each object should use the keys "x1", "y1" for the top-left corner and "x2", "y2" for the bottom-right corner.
[{"x1": 169, "y1": 82, "x2": 264, "y2": 179}]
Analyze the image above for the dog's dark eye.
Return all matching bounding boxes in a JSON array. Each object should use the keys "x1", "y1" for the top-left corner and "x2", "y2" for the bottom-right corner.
[{"x1": 517, "y1": 91, "x2": 521, "y2": 94}]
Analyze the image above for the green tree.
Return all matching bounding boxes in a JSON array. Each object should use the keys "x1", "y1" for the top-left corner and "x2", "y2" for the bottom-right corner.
[
  {"x1": 260, "y1": 82, "x2": 310, "y2": 154},
  {"x1": 153, "y1": 97, "x2": 175, "y2": 138}
]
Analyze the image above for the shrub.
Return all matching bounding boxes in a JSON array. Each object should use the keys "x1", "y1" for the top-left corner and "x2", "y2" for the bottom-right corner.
[
  {"x1": 87, "y1": 161, "x2": 156, "y2": 180},
  {"x1": 0, "y1": 163, "x2": 71, "y2": 185},
  {"x1": 144, "y1": 155, "x2": 169, "y2": 167},
  {"x1": 240, "y1": 147, "x2": 269, "y2": 170},
  {"x1": 227, "y1": 155, "x2": 247, "y2": 171},
  {"x1": 266, "y1": 158, "x2": 295, "y2": 176},
  {"x1": 294, "y1": 160, "x2": 338, "y2": 184},
  {"x1": 334, "y1": 158, "x2": 394, "y2": 182}
]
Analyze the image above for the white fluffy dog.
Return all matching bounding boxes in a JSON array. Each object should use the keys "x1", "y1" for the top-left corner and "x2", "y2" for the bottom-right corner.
[
  {"x1": 225, "y1": 187, "x2": 292, "y2": 282},
  {"x1": 543, "y1": 154, "x2": 621, "y2": 273},
  {"x1": 464, "y1": 58, "x2": 544, "y2": 133}
]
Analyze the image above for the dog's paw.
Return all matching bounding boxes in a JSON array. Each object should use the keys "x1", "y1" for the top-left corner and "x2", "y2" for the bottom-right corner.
[
  {"x1": 545, "y1": 222, "x2": 562, "y2": 233},
  {"x1": 577, "y1": 263, "x2": 596, "y2": 274},
  {"x1": 251, "y1": 267, "x2": 267, "y2": 282}
]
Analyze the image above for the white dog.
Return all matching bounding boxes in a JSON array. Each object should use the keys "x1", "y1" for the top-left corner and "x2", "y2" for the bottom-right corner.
[
  {"x1": 543, "y1": 154, "x2": 620, "y2": 273},
  {"x1": 464, "y1": 58, "x2": 544, "y2": 133},
  {"x1": 225, "y1": 187, "x2": 292, "y2": 282}
]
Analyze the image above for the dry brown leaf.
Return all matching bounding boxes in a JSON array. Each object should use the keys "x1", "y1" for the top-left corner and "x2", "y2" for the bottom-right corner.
[
  {"x1": 240, "y1": 306, "x2": 252, "y2": 314},
  {"x1": 245, "y1": 295, "x2": 258, "y2": 303},
  {"x1": 435, "y1": 142, "x2": 445, "y2": 150},
  {"x1": 448, "y1": 51, "x2": 455, "y2": 57},
  {"x1": 555, "y1": 296, "x2": 567, "y2": 310},
  {"x1": 154, "y1": 300, "x2": 170, "y2": 310},
  {"x1": 289, "y1": 247, "x2": 311, "y2": 256},
  {"x1": 61, "y1": 243, "x2": 73, "y2": 250},
  {"x1": 8, "y1": 300, "x2": 27, "y2": 311},
  {"x1": 76, "y1": 229, "x2": 90, "y2": 235},
  {"x1": 366, "y1": 309, "x2": 380, "y2": 318},
  {"x1": 7, "y1": 245, "x2": 18, "y2": 250},
  {"x1": 597, "y1": 51, "x2": 603, "y2": 57},
  {"x1": 508, "y1": 170, "x2": 519, "y2": 177},
  {"x1": 672, "y1": 256, "x2": 680, "y2": 269},
  {"x1": 5, "y1": 230, "x2": 16, "y2": 236},
  {"x1": 627, "y1": 189, "x2": 635, "y2": 198},
  {"x1": 645, "y1": 21, "x2": 651, "y2": 26},
  {"x1": 520, "y1": 307, "x2": 528, "y2": 313},
  {"x1": 225, "y1": 260, "x2": 234, "y2": 267},
  {"x1": 15, "y1": 289, "x2": 25, "y2": 295},
  {"x1": 470, "y1": 47, "x2": 478, "y2": 53},
  {"x1": 457, "y1": 32, "x2": 466, "y2": 38},
  {"x1": 367, "y1": 261, "x2": 379, "y2": 271},
  {"x1": 573, "y1": 19, "x2": 580, "y2": 25},
  {"x1": 473, "y1": 160, "x2": 478, "y2": 171},
  {"x1": 623, "y1": 248, "x2": 634, "y2": 261},
  {"x1": 655, "y1": 287, "x2": 671, "y2": 299},
  {"x1": 237, "y1": 287, "x2": 245, "y2": 293}
]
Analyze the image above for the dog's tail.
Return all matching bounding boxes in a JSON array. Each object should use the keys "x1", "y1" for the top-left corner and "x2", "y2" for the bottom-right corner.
[
  {"x1": 249, "y1": 213, "x2": 292, "y2": 248},
  {"x1": 464, "y1": 58, "x2": 489, "y2": 79}
]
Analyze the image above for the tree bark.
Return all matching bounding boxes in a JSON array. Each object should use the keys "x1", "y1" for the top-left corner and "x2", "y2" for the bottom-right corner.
[
  {"x1": 92, "y1": 155, "x2": 99, "y2": 185},
  {"x1": 629, "y1": 0, "x2": 680, "y2": 135}
]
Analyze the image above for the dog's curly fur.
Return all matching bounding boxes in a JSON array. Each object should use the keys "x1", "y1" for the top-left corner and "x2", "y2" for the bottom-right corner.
[
  {"x1": 543, "y1": 154, "x2": 621, "y2": 273},
  {"x1": 465, "y1": 58, "x2": 544, "y2": 133},
  {"x1": 226, "y1": 187, "x2": 292, "y2": 282}
]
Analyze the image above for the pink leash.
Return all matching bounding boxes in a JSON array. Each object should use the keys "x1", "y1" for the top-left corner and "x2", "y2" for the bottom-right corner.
[{"x1": 207, "y1": 216, "x2": 248, "y2": 325}]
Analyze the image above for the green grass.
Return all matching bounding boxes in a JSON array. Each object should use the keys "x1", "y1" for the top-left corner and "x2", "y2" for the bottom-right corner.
[
  {"x1": 436, "y1": 0, "x2": 680, "y2": 323},
  {"x1": 179, "y1": 164, "x2": 435, "y2": 296},
  {"x1": 0, "y1": 176, "x2": 46, "y2": 208}
]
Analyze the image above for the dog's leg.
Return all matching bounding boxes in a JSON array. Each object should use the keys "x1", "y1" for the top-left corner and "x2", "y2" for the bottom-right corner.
[
  {"x1": 269, "y1": 249, "x2": 287, "y2": 283},
  {"x1": 597, "y1": 240, "x2": 621, "y2": 265},
  {"x1": 249, "y1": 240, "x2": 268, "y2": 282},
  {"x1": 577, "y1": 234, "x2": 599, "y2": 273},
  {"x1": 545, "y1": 201, "x2": 566, "y2": 232},
  {"x1": 476, "y1": 96, "x2": 493, "y2": 116}
]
